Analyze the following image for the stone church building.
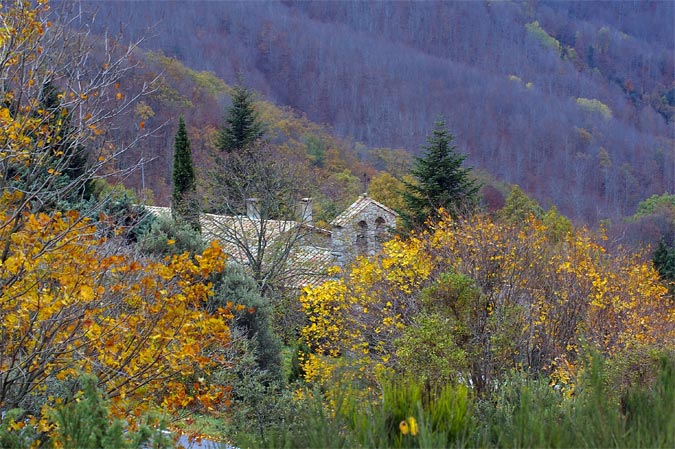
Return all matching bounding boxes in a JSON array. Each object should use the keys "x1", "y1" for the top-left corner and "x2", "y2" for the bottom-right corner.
[
  {"x1": 329, "y1": 194, "x2": 398, "y2": 267},
  {"x1": 145, "y1": 193, "x2": 397, "y2": 288}
]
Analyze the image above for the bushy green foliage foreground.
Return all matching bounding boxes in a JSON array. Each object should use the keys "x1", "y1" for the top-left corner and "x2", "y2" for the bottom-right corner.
[
  {"x1": 234, "y1": 351, "x2": 675, "y2": 449},
  {"x1": 0, "y1": 376, "x2": 172, "y2": 449}
]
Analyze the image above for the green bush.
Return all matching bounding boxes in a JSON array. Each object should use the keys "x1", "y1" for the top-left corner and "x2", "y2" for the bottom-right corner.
[
  {"x1": 138, "y1": 213, "x2": 205, "y2": 256},
  {"x1": 50, "y1": 375, "x2": 172, "y2": 449},
  {"x1": 476, "y1": 371, "x2": 568, "y2": 448},
  {"x1": 395, "y1": 313, "x2": 467, "y2": 385},
  {"x1": 0, "y1": 409, "x2": 36, "y2": 449},
  {"x1": 209, "y1": 263, "x2": 282, "y2": 380},
  {"x1": 621, "y1": 355, "x2": 675, "y2": 448},
  {"x1": 525, "y1": 21, "x2": 562, "y2": 54},
  {"x1": 576, "y1": 97, "x2": 613, "y2": 120},
  {"x1": 377, "y1": 379, "x2": 473, "y2": 448},
  {"x1": 634, "y1": 193, "x2": 675, "y2": 218},
  {"x1": 0, "y1": 375, "x2": 171, "y2": 449},
  {"x1": 476, "y1": 351, "x2": 675, "y2": 448},
  {"x1": 236, "y1": 376, "x2": 474, "y2": 449}
]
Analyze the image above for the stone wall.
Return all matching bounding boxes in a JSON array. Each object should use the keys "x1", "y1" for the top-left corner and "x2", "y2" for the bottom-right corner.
[{"x1": 331, "y1": 197, "x2": 396, "y2": 267}]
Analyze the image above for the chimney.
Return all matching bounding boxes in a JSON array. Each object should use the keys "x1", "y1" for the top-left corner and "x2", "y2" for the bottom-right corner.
[
  {"x1": 296, "y1": 197, "x2": 313, "y2": 223},
  {"x1": 246, "y1": 198, "x2": 260, "y2": 219}
]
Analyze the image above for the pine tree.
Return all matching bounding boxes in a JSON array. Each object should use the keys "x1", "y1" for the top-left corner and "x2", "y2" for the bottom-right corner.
[
  {"x1": 401, "y1": 119, "x2": 479, "y2": 230},
  {"x1": 218, "y1": 84, "x2": 265, "y2": 153},
  {"x1": 172, "y1": 116, "x2": 200, "y2": 231}
]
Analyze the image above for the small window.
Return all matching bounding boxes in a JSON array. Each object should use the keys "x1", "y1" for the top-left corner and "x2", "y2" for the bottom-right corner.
[
  {"x1": 375, "y1": 217, "x2": 386, "y2": 242},
  {"x1": 356, "y1": 220, "x2": 368, "y2": 255}
]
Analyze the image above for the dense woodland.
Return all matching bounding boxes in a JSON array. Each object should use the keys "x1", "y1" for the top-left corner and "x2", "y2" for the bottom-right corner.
[
  {"x1": 1, "y1": 2, "x2": 674, "y2": 448},
  {"x1": 86, "y1": 0, "x2": 675, "y2": 224}
]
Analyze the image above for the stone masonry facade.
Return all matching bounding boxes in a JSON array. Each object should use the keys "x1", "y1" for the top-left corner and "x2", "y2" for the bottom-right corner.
[{"x1": 330, "y1": 193, "x2": 398, "y2": 267}]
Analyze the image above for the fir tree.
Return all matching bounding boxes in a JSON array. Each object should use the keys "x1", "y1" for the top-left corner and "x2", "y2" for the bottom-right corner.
[
  {"x1": 172, "y1": 116, "x2": 200, "y2": 231},
  {"x1": 218, "y1": 83, "x2": 265, "y2": 153},
  {"x1": 401, "y1": 119, "x2": 479, "y2": 230}
]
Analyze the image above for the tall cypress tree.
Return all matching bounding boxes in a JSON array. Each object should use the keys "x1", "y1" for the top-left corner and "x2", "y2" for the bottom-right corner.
[
  {"x1": 401, "y1": 119, "x2": 479, "y2": 230},
  {"x1": 172, "y1": 116, "x2": 200, "y2": 231},
  {"x1": 218, "y1": 84, "x2": 265, "y2": 153}
]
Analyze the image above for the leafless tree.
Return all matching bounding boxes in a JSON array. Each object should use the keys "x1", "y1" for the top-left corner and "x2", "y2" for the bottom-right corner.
[
  {"x1": 203, "y1": 141, "x2": 330, "y2": 295},
  {"x1": 0, "y1": 0, "x2": 158, "y2": 234}
]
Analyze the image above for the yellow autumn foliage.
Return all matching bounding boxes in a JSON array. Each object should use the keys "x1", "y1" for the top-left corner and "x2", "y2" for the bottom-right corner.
[
  {"x1": 0, "y1": 1, "x2": 237, "y2": 434},
  {"x1": 300, "y1": 234, "x2": 433, "y2": 385},
  {"x1": 0, "y1": 208, "x2": 233, "y2": 421},
  {"x1": 300, "y1": 211, "x2": 674, "y2": 392}
]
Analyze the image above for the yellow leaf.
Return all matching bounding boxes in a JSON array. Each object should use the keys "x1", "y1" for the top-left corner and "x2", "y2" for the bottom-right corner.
[{"x1": 80, "y1": 285, "x2": 95, "y2": 301}]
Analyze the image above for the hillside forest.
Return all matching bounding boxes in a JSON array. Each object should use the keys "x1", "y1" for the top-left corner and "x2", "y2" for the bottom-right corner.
[
  {"x1": 0, "y1": 1, "x2": 674, "y2": 448},
  {"x1": 87, "y1": 0, "x2": 675, "y2": 226}
]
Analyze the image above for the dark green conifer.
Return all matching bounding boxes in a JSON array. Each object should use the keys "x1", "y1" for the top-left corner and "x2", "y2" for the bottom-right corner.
[
  {"x1": 401, "y1": 118, "x2": 478, "y2": 230},
  {"x1": 172, "y1": 116, "x2": 200, "y2": 231},
  {"x1": 218, "y1": 84, "x2": 265, "y2": 153},
  {"x1": 208, "y1": 263, "x2": 282, "y2": 381}
]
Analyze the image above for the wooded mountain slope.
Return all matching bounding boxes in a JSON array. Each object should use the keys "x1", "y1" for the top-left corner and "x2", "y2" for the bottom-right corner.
[
  {"x1": 87, "y1": 0, "x2": 674, "y2": 224},
  {"x1": 109, "y1": 51, "x2": 376, "y2": 223}
]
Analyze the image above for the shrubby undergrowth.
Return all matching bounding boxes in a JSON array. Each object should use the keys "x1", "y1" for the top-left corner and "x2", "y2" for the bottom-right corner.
[{"x1": 235, "y1": 351, "x2": 674, "y2": 449}]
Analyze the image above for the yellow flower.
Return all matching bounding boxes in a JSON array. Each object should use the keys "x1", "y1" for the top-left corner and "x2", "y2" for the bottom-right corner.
[
  {"x1": 408, "y1": 416, "x2": 418, "y2": 436},
  {"x1": 399, "y1": 417, "x2": 418, "y2": 436},
  {"x1": 399, "y1": 420, "x2": 409, "y2": 435}
]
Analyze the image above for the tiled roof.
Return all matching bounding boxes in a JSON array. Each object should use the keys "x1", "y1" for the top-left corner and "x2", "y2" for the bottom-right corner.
[
  {"x1": 143, "y1": 205, "x2": 172, "y2": 218},
  {"x1": 143, "y1": 206, "x2": 299, "y2": 245},
  {"x1": 201, "y1": 212, "x2": 298, "y2": 255},
  {"x1": 281, "y1": 246, "x2": 336, "y2": 289},
  {"x1": 142, "y1": 206, "x2": 335, "y2": 288}
]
